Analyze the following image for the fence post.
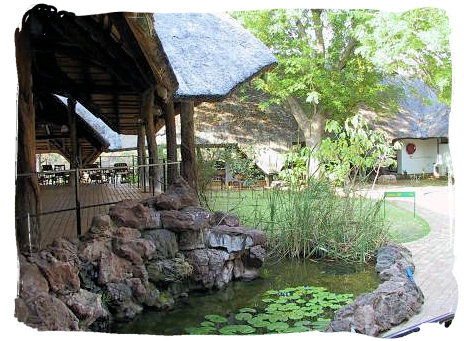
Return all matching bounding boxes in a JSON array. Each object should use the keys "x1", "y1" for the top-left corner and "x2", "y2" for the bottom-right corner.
[{"x1": 74, "y1": 167, "x2": 82, "y2": 236}]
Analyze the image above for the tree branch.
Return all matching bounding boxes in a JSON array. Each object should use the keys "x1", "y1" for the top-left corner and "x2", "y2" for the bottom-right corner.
[{"x1": 311, "y1": 9, "x2": 326, "y2": 57}]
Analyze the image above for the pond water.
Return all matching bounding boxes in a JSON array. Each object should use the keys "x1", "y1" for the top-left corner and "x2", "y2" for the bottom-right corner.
[{"x1": 110, "y1": 258, "x2": 380, "y2": 335}]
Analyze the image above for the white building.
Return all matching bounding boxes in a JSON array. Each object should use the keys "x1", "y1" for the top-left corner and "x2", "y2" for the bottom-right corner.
[{"x1": 362, "y1": 78, "x2": 452, "y2": 177}]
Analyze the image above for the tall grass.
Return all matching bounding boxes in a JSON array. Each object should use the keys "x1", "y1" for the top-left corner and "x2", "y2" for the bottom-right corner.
[{"x1": 206, "y1": 181, "x2": 388, "y2": 263}]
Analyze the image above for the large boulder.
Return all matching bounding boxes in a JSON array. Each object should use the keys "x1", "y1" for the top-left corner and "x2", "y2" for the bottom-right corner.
[
  {"x1": 143, "y1": 229, "x2": 179, "y2": 259},
  {"x1": 18, "y1": 256, "x2": 49, "y2": 299},
  {"x1": 147, "y1": 256, "x2": 193, "y2": 284},
  {"x1": 98, "y1": 252, "x2": 133, "y2": 285},
  {"x1": 105, "y1": 282, "x2": 143, "y2": 321},
  {"x1": 112, "y1": 228, "x2": 156, "y2": 265},
  {"x1": 327, "y1": 244, "x2": 424, "y2": 336},
  {"x1": 184, "y1": 249, "x2": 234, "y2": 289},
  {"x1": 145, "y1": 177, "x2": 200, "y2": 210},
  {"x1": 15, "y1": 293, "x2": 79, "y2": 331},
  {"x1": 109, "y1": 200, "x2": 161, "y2": 230},
  {"x1": 207, "y1": 225, "x2": 266, "y2": 251},
  {"x1": 160, "y1": 210, "x2": 202, "y2": 232},
  {"x1": 61, "y1": 289, "x2": 109, "y2": 329}
]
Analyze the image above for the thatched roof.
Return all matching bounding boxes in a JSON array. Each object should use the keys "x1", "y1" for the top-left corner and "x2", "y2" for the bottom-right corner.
[
  {"x1": 361, "y1": 78, "x2": 450, "y2": 141},
  {"x1": 153, "y1": 13, "x2": 277, "y2": 101},
  {"x1": 55, "y1": 96, "x2": 121, "y2": 150}
]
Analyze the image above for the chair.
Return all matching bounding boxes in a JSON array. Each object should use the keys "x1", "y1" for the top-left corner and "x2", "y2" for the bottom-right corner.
[
  {"x1": 113, "y1": 162, "x2": 129, "y2": 183},
  {"x1": 87, "y1": 163, "x2": 103, "y2": 183},
  {"x1": 54, "y1": 164, "x2": 67, "y2": 184},
  {"x1": 40, "y1": 165, "x2": 53, "y2": 185}
]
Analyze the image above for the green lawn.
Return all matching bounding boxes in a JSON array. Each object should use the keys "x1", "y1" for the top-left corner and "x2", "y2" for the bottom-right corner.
[
  {"x1": 204, "y1": 189, "x2": 431, "y2": 244},
  {"x1": 383, "y1": 201, "x2": 431, "y2": 243}
]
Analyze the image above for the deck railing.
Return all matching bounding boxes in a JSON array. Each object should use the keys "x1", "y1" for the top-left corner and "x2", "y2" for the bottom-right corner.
[{"x1": 15, "y1": 160, "x2": 180, "y2": 247}]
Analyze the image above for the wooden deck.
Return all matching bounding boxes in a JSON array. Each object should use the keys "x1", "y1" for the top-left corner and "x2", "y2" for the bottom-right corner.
[{"x1": 39, "y1": 183, "x2": 152, "y2": 247}]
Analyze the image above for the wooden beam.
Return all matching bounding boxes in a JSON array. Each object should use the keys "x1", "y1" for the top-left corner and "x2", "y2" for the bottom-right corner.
[
  {"x1": 180, "y1": 101, "x2": 198, "y2": 190},
  {"x1": 163, "y1": 100, "x2": 178, "y2": 185},
  {"x1": 137, "y1": 121, "x2": 147, "y2": 191},
  {"x1": 142, "y1": 88, "x2": 160, "y2": 193},
  {"x1": 15, "y1": 26, "x2": 41, "y2": 252}
]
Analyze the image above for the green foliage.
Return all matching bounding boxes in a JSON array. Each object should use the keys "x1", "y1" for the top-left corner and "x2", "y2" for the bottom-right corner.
[
  {"x1": 232, "y1": 7, "x2": 451, "y2": 132},
  {"x1": 318, "y1": 114, "x2": 401, "y2": 186},
  {"x1": 278, "y1": 145, "x2": 312, "y2": 188},
  {"x1": 185, "y1": 285, "x2": 354, "y2": 335}
]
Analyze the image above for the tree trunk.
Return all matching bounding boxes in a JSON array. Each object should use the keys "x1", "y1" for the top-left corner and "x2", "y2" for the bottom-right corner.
[
  {"x1": 15, "y1": 27, "x2": 41, "y2": 252},
  {"x1": 142, "y1": 88, "x2": 161, "y2": 193},
  {"x1": 286, "y1": 96, "x2": 326, "y2": 176},
  {"x1": 180, "y1": 101, "x2": 197, "y2": 190},
  {"x1": 137, "y1": 122, "x2": 147, "y2": 190},
  {"x1": 162, "y1": 100, "x2": 178, "y2": 185}
]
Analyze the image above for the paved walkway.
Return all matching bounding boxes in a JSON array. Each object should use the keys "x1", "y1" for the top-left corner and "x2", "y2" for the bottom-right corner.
[{"x1": 365, "y1": 185, "x2": 458, "y2": 336}]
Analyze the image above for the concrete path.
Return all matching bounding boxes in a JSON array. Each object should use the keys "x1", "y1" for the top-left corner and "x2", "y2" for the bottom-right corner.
[{"x1": 363, "y1": 184, "x2": 458, "y2": 336}]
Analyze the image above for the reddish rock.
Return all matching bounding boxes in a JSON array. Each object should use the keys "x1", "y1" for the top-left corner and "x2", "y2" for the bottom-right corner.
[
  {"x1": 83, "y1": 215, "x2": 115, "y2": 240},
  {"x1": 32, "y1": 258, "x2": 80, "y2": 295},
  {"x1": 61, "y1": 289, "x2": 108, "y2": 329},
  {"x1": 147, "y1": 177, "x2": 199, "y2": 210},
  {"x1": 210, "y1": 225, "x2": 266, "y2": 247},
  {"x1": 110, "y1": 200, "x2": 161, "y2": 230},
  {"x1": 79, "y1": 239, "x2": 112, "y2": 263},
  {"x1": 18, "y1": 257, "x2": 49, "y2": 299},
  {"x1": 112, "y1": 237, "x2": 156, "y2": 265},
  {"x1": 15, "y1": 292, "x2": 79, "y2": 331},
  {"x1": 160, "y1": 210, "x2": 199, "y2": 232},
  {"x1": 98, "y1": 252, "x2": 133, "y2": 285},
  {"x1": 114, "y1": 226, "x2": 142, "y2": 239}
]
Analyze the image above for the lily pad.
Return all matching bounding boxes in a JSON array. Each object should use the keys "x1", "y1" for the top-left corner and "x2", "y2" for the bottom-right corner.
[
  {"x1": 265, "y1": 321, "x2": 290, "y2": 332},
  {"x1": 200, "y1": 321, "x2": 216, "y2": 327},
  {"x1": 185, "y1": 326, "x2": 216, "y2": 335},
  {"x1": 239, "y1": 307, "x2": 258, "y2": 314},
  {"x1": 235, "y1": 312, "x2": 253, "y2": 321},
  {"x1": 204, "y1": 314, "x2": 228, "y2": 323},
  {"x1": 219, "y1": 325, "x2": 256, "y2": 335}
]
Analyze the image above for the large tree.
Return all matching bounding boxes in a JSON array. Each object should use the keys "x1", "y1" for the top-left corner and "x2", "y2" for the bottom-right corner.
[{"x1": 233, "y1": 8, "x2": 451, "y2": 160}]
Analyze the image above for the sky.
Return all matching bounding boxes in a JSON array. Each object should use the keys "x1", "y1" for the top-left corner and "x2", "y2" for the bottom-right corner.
[{"x1": 2, "y1": 1, "x2": 463, "y2": 341}]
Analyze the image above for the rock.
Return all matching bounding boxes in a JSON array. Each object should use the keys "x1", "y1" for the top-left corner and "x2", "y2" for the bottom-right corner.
[
  {"x1": 147, "y1": 257, "x2": 193, "y2": 284},
  {"x1": 112, "y1": 235, "x2": 156, "y2": 265},
  {"x1": 114, "y1": 226, "x2": 142, "y2": 239},
  {"x1": 143, "y1": 229, "x2": 179, "y2": 259},
  {"x1": 146, "y1": 177, "x2": 200, "y2": 210},
  {"x1": 178, "y1": 229, "x2": 207, "y2": 250},
  {"x1": 79, "y1": 239, "x2": 112, "y2": 263},
  {"x1": 47, "y1": 238, "x2": 80, "y2": 267},
  {"x1": 208, "y1": 225, "x2": 266, "y2": 249},
  {"x1": 378, "y1": 174, "x2": 397, "y2": 184},
  {"x1": 109, "y1": 200, "x2": 161, "y2": 230},
  {"x1": 126, "y1": 278, "x2": 161, "y2": 308},
  {"x1": 61, "y1": 289, "x2": 108, "y2": 329},
  {"x1": 98, "y1": 252, "x2": 133, "y2": 285},
  {"x1": 327, "y1": 244, "x2": 424, "y2": 336},
  {"x1": 160, "y1": 210, "x2": 200, "y2": 232},
  {"x1": 31, "y1": 256, "x2": 80, "y2": 295},
  {"x1": 15, "y1": 292, "x2": 79, "y2": 331},
  {"x1": 82, "y1": 215, "x2": 115, "y2": 241},
  {"x1": 184, "y1": 249, "x2": 234, "y2": 289},
  {"x1": 18, "y1": 257, "x2": 49, "y2": 299},
  {"x1": 206, "y1": 228, "x2": 253, "y2": 253},
  {"x1": 105, "y1": 282, "x2": 143, "y2": 321},
  {"x1": 210, "y1": 211, "x2": 240, "y2": 227},
  {"x1": 247, "y1": 245, "x2": 266, "y2": 268}
]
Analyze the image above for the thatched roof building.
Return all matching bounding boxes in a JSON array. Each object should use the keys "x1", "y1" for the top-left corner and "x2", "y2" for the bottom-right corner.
[
  {"x1": 361, "y1": 78, "x2": 450, "y2": 141},
  {"x1": 153, "y1": 13, "x2": 277, "y2": 101}
]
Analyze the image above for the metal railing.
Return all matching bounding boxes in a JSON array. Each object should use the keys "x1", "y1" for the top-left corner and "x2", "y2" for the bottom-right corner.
[{"x1": 16, "y1": 160, "x2": 181, "y2": 246}]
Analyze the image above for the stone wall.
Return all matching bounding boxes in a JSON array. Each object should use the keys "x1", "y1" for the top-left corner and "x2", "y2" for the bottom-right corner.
[
  {"x1": 327, "y1": 243, "x2": 424, "y2": 336},
  {"x1": 15, "y1": 178, "x2": 266, "y2": 331}
]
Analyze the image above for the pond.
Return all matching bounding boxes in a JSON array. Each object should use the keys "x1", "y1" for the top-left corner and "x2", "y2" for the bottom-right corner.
[{"x1": 110, "y1": 258, "x2": 380, "y2": 335}]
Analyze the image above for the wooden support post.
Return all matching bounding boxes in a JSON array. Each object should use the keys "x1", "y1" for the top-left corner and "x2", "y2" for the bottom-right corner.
[
  {"x1": 137, "y1": 121, "x2": 147, "y2": 191},
  {"x1": 67, "y1": 97, "x2": 82, "y2": 236},
  {"x1": 180, "y1": 101, "x2": 197, "y2": 190},
  {"x1": 142, "y1": 88, "x2": 160, "y2": 193},
  {"x1": 163, "y1": 100, "x2": 178, "y2": 185},
  {"x1": 15, "y1": 26, "x2": 41, "y2": 252}
]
